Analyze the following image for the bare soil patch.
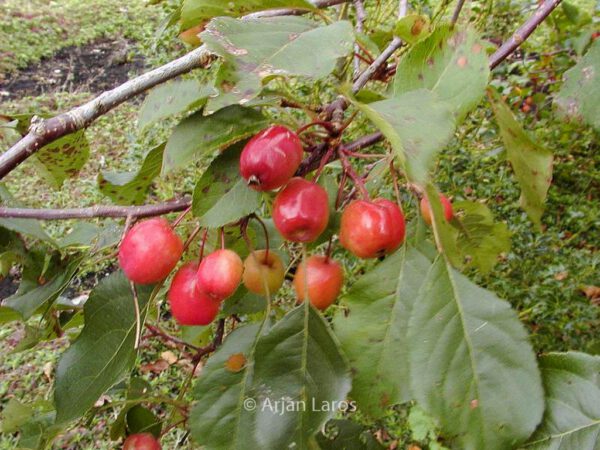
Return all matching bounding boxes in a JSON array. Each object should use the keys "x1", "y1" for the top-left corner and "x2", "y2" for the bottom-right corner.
[{"x1": 0, "y1": 38, "x2": 145, "y2": 101}]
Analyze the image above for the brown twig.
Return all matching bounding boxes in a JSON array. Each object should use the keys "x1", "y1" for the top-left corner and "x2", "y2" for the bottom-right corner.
[
  {"x1": 191, "y1": 319, "x2": 225, "y2": 363},
  {"x1": 353, "y1": 0, "x2": 367, "y2": 77},
  {"x1": 0, "y1": 197, "x2": 191, "y2": 220},
  {"x1": 339, "y1": 148, "x2": 369, "y2": 199},
  {"x1": 489, "y1": 0, "x2": 562, "y2": 69},
  {"x1": 451, "y1": 0, "x2": 468, "y2": 25},
  {"x1": 145, "y1": 323, "x2": 200, "y2": 351},
  {"x1": 353, "y1": 37, "x2": 404, "y2": 92},
  {"x1": 297, "y1": 131, "x2": 384, "y2": 176}
]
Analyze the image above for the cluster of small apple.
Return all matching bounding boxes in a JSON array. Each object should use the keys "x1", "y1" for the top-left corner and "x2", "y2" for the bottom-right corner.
[{"x1": 117, "y1": 125, "x2": 454, "y2": 329}]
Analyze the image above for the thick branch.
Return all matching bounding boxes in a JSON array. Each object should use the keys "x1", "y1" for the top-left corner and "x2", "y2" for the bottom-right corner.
[
  {"x1": 398, "y1": 0, "x2": 408, "y2": 18},
  {"x1": 353, "y1": 36, "x2": 403, "y2": 93},
  {"x1": 0, "y1": 197, "x2": 191, "y2": 220},
  {"x1": 489, "y1": 0, "x2": 562, "y2": 69},
  {"x1": 0, "y1": 0, "x2": 349, "y2": 180},
  {"x1": 324, "y1": 35, "x2": 405, "y2": 121}
]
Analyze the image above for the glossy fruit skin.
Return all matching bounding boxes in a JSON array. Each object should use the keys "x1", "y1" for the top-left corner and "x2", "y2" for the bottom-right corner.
[
  {"x1": 119, "y1": 218, "x2": 183, "y2": 284},
  {"x1": 240, "y1": 125, "x2": 304, "y2": 191},
  {"x1": 339, "y1": 199, "x2": 405, "y2": 259},
  {"x1": 273, "y1": 177, "x2": 329, "y2": 242},
  {"x1": 420, "y1": 194, "x2": 453, "y2": 226},
  {"x1": 196, "y1": 249, "x2": 243, "y2": 301},
  {"x1": 242, "y1": 250, "x2": 285, "y2": 295},
  {"x1": 123, "y1": 432, "x2": 161, "y2": 450},
  {"x1": 168, "y1": 263, "x2": 220, "y2": 326},
  {"x1": 294, "y1": 256, "x2": 343, "y2": 310}
]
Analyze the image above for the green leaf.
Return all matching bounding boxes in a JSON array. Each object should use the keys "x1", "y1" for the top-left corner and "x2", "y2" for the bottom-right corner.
[
  {"x1": 393, "y1": 26, "x2": 489, "y2": 121},
  {"x1": 56, "y1": 222, "x2": 121, "y2": 251},
  {"x1": 4, "y1": 256, "x2": 82, "y2": 320},
  {"x1": 99, "y1": 143, "x2": 165, "y2": 205},
  {"x1": 222, "y1": 289, "x2": 267, "y2": 316},
  {"x1": 452, "y1": 200, "x2": 511, "y2": 273},
  {"x1": 190, "y1": 323, "x2": 263, "y2": 449},
  {"x1": 181, "y1": 0, "x2": 315, "y2": 29},
  {"x1": 0, "y1": 226, "x2": 27, "y2": 276},
  {"x1": 251, "y1": 304, "x2": 351, "y2": 449},
  {"x1": 0, "y1": 399, "x2": 33, "y2": 433},
  {"x1": 33, "y1": 130, "x2": 90, "y2": 189},
  {"x1": 355, "y1": 89, "x2": 454, "y2": 182},
  {"x1": 126, "y1": 405, "x2": 162, "y2": 438},
  {"x1": 555, "y1": 39, "x2": 600, "y2": 131},
  {"x1": 138, "y1": 79, "x2": 215, "y2": 130},
  {"x1": 206, "y1": 62, "x2": 263, "y2": 113},
  {"x1": 0, "y1": 184, "x2": 53, "y2": 243},
  {"x1": 110, "y1": 377, "x2": 153, "y2": 440},
  {"x1": 316, "y1": 419, "x2": 384, "y2": 450},
  {"x1": 54, "y1": 272, "x2": 154, "y2": 424},
  {"x1": 16, "y1": 411, "x2": 57, "y2": 450},
  {"x1": 2, "y1": 399, "x2": 58, "y2": 450},
  {"x1": 408, "y1": 405, "x2": 445, "y2": 444},
  {"x1": 489, "y1": 90, "x2": 553, "y2": 229},
  {"x1": 201, "y1": 17, "x2": 353, "y2": 106},
  {"x1": 423, "y1": 183, "x2": 462, "y2": 268},
  {"x1": 0, "y1": 116, "x2": 22, "y2": 148},
  {"x1": 0, "y1": 306, "x2": 21, "y2": 324},
  {"x1": 524, "y1": 352, "x2": 600, "y2": 449},
  {"x1": 163, "y1": 105, "x2": 267, "y2": 173},
  {"x1": 334, "y1": 246, "x2": 431, "y2": 417},
  {"x1": 408, "y1": 257, "x2": 544, "y2": 450},
  {"x1": 192, "y1": 142, "x2": 261, "y2": 227},
  {"x1": 10, "y1": 324, "x2": 45, "y2": 353},
  {"x1": 394, "y1": 15, "x2": 431, "y2": 44}
]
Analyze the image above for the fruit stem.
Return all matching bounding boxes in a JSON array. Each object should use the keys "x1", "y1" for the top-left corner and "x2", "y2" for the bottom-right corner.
[
  {"x1": 343, "y1": 149, "x2": 385, "y2": 159},
  {"x1": 171, "y1": 205, "x2": 193, "y2": 228},
  {"x1": 220, "y1": 228, "x2": 225, "y2": 249},
  {"x1": 252, "y1": 214, "x2": 271, "y2": 260},
  {"x1": 335, "y1": 171, "x2": 348, "y2": 209},
  {"x1": 325, "y1": 236, "x2": 334, "y2": 261},
  {"x1": 182, "y1": 224, "x2": 202, "y2": 253},
  {"x1": 296, "y1": 120, "x2": 337, "y2": 136},
  {"x1": 199, "y1": 228, "x2": 209, "y2": 261},
  {"x1": 130, "y1": 282, "x2": 142, "y2": 350},
  {"x1": 389, "y1": 160, "x2": 404, "y2": 214},
  {"x1": 339, "y1": 148, "x2": 369, "y2": 200},
  {"x1": 241, "y1": 219, "x2": 273, "y2": 305},
  {"x1": 313, "y1": 145, "x2": 337, "y2": 180},
  {"x1": 118, "y1": 214, "x2": 134, "y2": 247},
  {"x1": 145, "y1": 323, "x2": 200, "y2": 351}
]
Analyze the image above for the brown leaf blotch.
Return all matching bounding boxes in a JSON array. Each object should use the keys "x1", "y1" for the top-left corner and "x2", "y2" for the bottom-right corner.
[{"x1": 225, "y1": 353, "x2": 247, "y2": 372}]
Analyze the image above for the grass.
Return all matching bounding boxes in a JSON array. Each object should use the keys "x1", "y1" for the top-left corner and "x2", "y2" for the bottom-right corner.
[
  {"x1": 0, "y1": 0, "x2": 599, "y2": 448},
  {"x1": 0, "y1": 0, "x2": 161, "y2": 73}
]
